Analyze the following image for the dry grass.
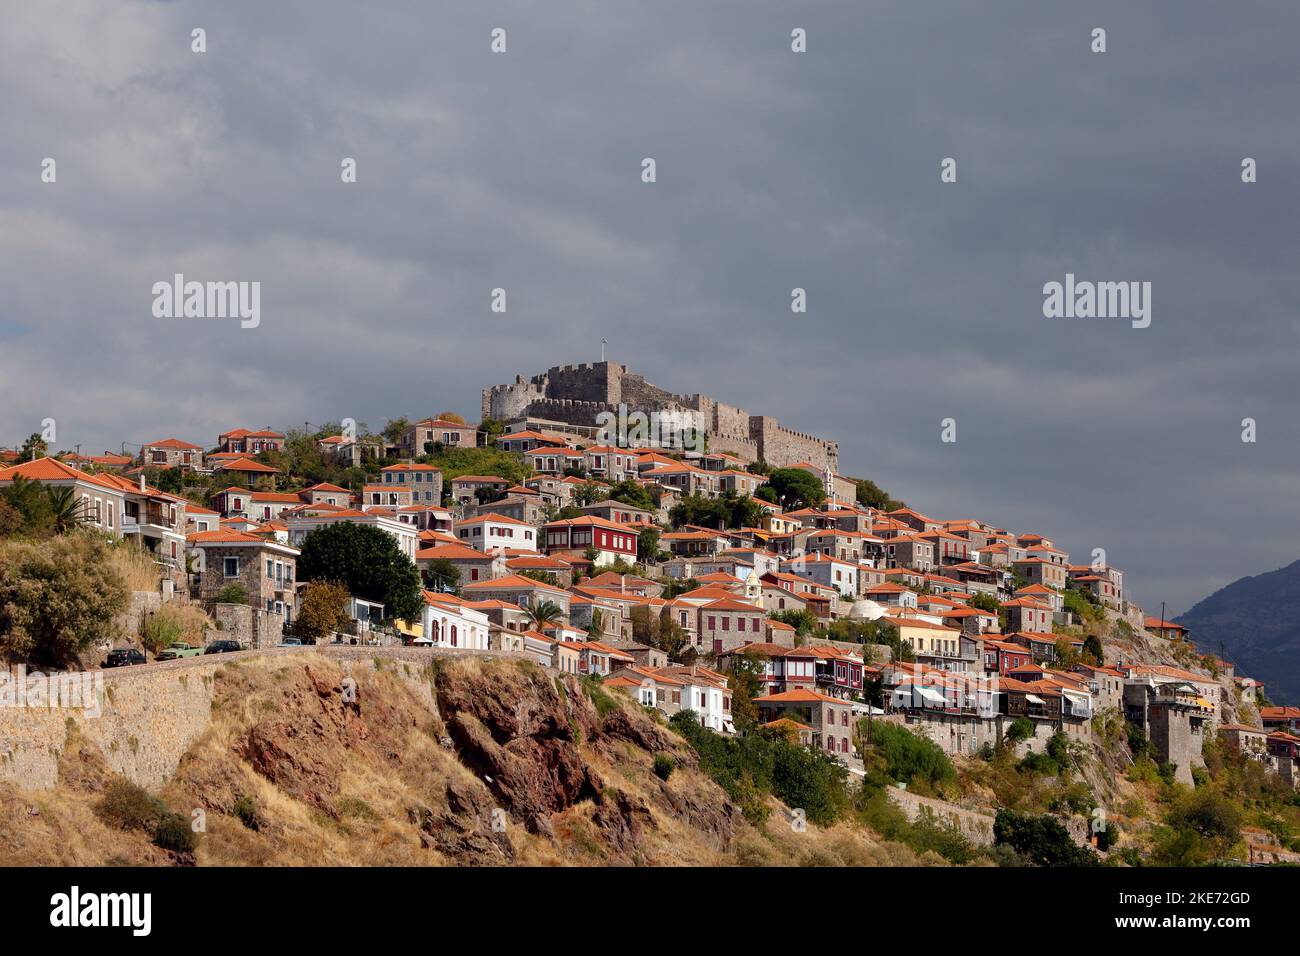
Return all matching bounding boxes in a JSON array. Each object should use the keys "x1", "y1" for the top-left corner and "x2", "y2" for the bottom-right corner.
[
  {"x1": 108, "y1": 541, "x2": 163, "y2": 593},
  {"x1": 0, "y1": 654, "x2": 948, "y2": 867}
]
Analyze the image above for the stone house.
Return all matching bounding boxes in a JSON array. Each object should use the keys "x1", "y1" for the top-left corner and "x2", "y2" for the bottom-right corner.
[
  {"x1": 140, "y1": 438, "x2": 204, "y2": 471},
  {"x1": 402, "y1": 418, "x2": 478, "y2": 457},
  {"x1": 754, "y1": 688, "x2": 856, "y2": 760},
  {"x1": 217, "y1": 428, "x2": 286, "y2": 455},
  {"x1": 189, "y1": 529, "x2": 299, "y2": 621},
  {"x1": 695, "y1": 597, "x2": 767, "y2": 653}
]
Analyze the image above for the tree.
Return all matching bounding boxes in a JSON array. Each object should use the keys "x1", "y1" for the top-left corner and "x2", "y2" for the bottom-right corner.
[
  {"x1": 436, "y1": 411, "x2": 465, "y2": 424},
  {"x1": 381, "y1": 417, "x2": 409, "y2": 447},
  {"x1": 290, "y1": 580, "x2": 351, "y2": 642},
  {"x1": 967, "y1": 591, "x2": 1000, "y2": 615},
  {"x1": 1005, "y1": 716, "x2": 1035, "y2": 743},
  {"x1": 422, "y1": 558, "x2": 461, "y2": 593},
  {"x1": 668, "y1": 492, "x2": 764, "y2": 531},
  {"x1": 727, "y1": 651, "x2": 764, "y2": 732},
  {"x1": 993, "y1": 810, "x2": 1098, "y2": 867},
  {"x1": 18, "y1": 432, "x2": 47, "y2": 461},
  {"x1": 297, "y1": 522, "x2": 422, "y2": 622},
  {"x1": 868, "y1": 721, "x2": 956, "y2": 790},
  {"x1": 765, "y1": 468, "x2": 825, "y2": 509},
  {"x1": 0, "y1": 476, "x2": 54, "y2": 537},
  {"x1": 215, "y1": 583, "x2": 250, "y2": 605},
  {"x1": 526, "y1": 599, "x2": 565, "y2": 631},
  {"x1": 0, "y1": 535, "x2": 129, "y2": 666},
  {"x1": 636, "y1": 526, "x2": 662, "y2": 563},
  {"x1": 852, "y1": 478, "x2": 905, "y2": 512},
  {"x1": 1082, "y1": 634, "x2": 1104, "y2": 665},
  {"x1": 45, "y1": 486, "x2": 89, "y2": 534},
  {"x1": 630, "y1": 605, "x2": 661, "y2": 646},
  {"x1": 573, "y1": 481, "x2": 605, "y2": 507},
  {"x1": 658, "y1": 612, "x2": 692, "y2": 661},
  {"x1": 0, "y1": 500, "x2": 21, "y2": 538},
  {"x1": 608, "y1": 478, "x2": 657, "y2": 512},
  {"x1": 770, "y1": 608, "x2": 818, "y2": 638}
]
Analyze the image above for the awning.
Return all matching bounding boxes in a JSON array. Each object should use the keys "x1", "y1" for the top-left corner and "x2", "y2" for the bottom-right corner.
[
  {"x1": 915, "y1": 686, "x2": 947, "y2": 705},
  {"x1": 1025, "y1": 694, "x2": 1046, "y2": 705}
]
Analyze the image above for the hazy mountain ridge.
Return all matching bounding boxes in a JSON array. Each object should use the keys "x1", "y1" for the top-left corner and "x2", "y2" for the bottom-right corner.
[{"x1": 1179, "y1": 558, "x2": 1300, "y2": 705}]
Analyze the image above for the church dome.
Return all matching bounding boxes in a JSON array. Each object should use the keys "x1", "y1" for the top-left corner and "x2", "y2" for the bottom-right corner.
[{"x1": 849, "y1": 598, "x2": 885, "y2": 621}]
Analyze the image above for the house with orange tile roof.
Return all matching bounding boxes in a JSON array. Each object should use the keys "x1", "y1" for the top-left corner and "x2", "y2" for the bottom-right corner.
[
  {"x1": 140, "y1": 437, "x2": 204, "y2": 471},
  {"x1": 401, "y1": 418, "x2": 478, "y2": 457},
  {"x1": 188, "y1": 528, "x2": 299, "y2": 620},
  {"x1": 413, "y1": 590, "x2": 491, "y2": 650},
  {"x1": 217, "y1": 427, "x2": 285, "y2": 456},
  {"x1": 1001, "y1": 597, "x2": 1053, "y2": 633},
  {"x1": 457, "y1": 512, "x2": 539, "y2": 553},
  {"x1": 1266, "y1": 732, "x2": 1300, "y2": 788},
  {"x1": 63, "y1": 451, "x2": 133, "y2": 472},
  {"x1": 416, "y1": 542, "x2": 499, "y2": 588},
  {"x1": 377, "y1": 462, "x2": 442, "y2": 505},
  {"x1": 448, "y1": 474, "x2": 510, "y2": 505},
  {"x1": 754, "y1": 688, "x2": 856, "y2": 759},
  {"x1": 1144, "y1": 617, "x2": 1189, "y2": 642},
  {"x1": 1013, "y1": 582, "x2": 1063, "y2": 615},
  {"x1": 884, "y1": 534, "x2": 936, "y2": 572},
  {"x1": 460, "y1": 573, "x2": 571, "y2": 616},
  {"x1": 1219, "y1": 723, "x2": 1270, "y2": 762},
  {"x1": 542, "y1": 515, "x2": 638, "y2": 566},
  {"x1": 0, "y1": 456, "x2": 130, "y2": 536},
  {"x1": 1012, "y1": 557, "x2": 1067, "y2": 590},
  {"x1": 1260, "y1": 706, "x2": 1300, "y2": 734},
  {"x1": 695, "y1": 596, "x2": 766, "y2": 653}
]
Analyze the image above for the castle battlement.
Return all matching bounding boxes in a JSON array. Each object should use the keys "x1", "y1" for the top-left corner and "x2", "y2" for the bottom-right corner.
[{"x1": 482, "y1": 361, "x2": 839, "y2": 471}]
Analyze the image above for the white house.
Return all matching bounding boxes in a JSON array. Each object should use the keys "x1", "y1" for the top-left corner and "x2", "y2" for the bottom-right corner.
[{"x1": 419, "y1": 592, "x2": 491, "y2": 650}]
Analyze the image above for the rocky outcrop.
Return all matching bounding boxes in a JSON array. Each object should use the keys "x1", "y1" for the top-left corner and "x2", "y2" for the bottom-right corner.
[{"x1": 433, "y1": 661, "x2": 735, "y2": 854}]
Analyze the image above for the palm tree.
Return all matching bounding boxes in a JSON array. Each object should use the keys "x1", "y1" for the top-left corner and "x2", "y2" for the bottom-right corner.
[
  {"x1": 526, "y1": 600, "x2": 564, "y2": 631},
  {"x1": 45, "y1": 486, "x2": 88, "y2": 534}
]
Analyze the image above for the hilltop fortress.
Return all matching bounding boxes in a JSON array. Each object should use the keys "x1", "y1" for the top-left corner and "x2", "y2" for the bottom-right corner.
[{"x1": 482, "y1": 362, "x2": 838, "y2": 472}]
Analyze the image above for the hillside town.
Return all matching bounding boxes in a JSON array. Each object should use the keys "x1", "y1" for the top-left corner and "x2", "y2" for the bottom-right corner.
[{"x1": 0, "y1": 360, "x2": 1295, "y2": 821}]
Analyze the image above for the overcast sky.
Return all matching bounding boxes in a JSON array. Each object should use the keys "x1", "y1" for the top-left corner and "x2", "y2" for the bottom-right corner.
[{"x1": 2, "y1": 1, "x2": 1298, "y2": 614}]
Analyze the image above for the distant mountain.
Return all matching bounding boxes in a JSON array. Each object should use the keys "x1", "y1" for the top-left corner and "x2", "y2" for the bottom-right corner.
[{"x1": 1179, "y1": 559, "x2": 1300, "y2": 705}]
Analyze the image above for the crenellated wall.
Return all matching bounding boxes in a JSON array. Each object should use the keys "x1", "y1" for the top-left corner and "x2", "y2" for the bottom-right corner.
[{"x1": 482, "y1": 362, "x2": 839, "y2": 471}]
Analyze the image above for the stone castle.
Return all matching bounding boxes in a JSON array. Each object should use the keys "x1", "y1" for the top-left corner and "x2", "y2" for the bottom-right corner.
[{"x1": 481, "y1": 362, "x2": 838, "y2": 472}]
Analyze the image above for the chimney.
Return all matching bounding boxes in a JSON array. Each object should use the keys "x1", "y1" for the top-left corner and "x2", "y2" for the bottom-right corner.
[{"x1": 138, "y1": 473, "x2": 146, "y2": 492}]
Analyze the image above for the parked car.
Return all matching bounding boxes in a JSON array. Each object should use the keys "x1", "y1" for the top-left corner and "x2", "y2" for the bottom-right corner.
[
  {"x1": 204, "y1": 639, "x2": 243, "y2": 655},
  {"x1": 155, "y1": 642, "x2": 204, "y2": 661},
  {"x1": 277, "y1": 638, "x2": 303, "y2": 648},
  {"x1": 104, "y1": 648, "x2": 146, "y2": 667}
]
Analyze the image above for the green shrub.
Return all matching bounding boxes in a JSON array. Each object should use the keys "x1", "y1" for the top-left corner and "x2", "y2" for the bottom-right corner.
[
  {"x1": 868, "y1": 721, "x2": 956, "y2": 791},
  {"x1": 232, "y1": 793, "x2": 260, "y2": 831},
  {"x1": 653, "y1": 753, "x2": 675, "y2": 781},
  {"x1": 993, "y1": 809, "x2": 1098, "y2": 866},
  {"x1": 670, "y1": 710, "x2": 849, "y2": 826},
  {"x1": 153, "y1": 812, "x2": 198, "y2": 854},
  {"x1": 1006, "y1": 717, "x2": 1035, "y2": 743},
  {"x1": 95, "y1": 779, "x2": 167, "y2": 831}
]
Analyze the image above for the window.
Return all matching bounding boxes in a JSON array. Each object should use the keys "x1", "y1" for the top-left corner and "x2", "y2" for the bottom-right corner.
[{"x1": 224, "y1": 556, "x2": 239, "y2": 577}]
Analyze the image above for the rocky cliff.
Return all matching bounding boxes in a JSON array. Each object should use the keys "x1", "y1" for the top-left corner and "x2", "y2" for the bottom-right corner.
[{"x1": 0, "y1": 654, "x2": 911, "y2": 866}]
